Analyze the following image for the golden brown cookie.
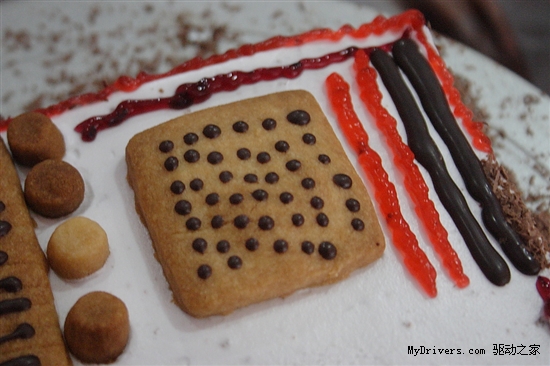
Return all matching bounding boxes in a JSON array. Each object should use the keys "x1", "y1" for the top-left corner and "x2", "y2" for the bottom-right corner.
[
  {"x1": 47, "y1": 217, "x2": 110, "y2": 280},
  {"x1": 126, "y1": 90, "x2": 385, "y2": 317},
  {"x1": 64, "y1": 291, "x2": 129, "y2": 364},
  {"x1": 24, "y1": 159, "x2": 85, "y2": 218},
  {"x1": 0, "y1": 137, "x2": 72, "y2": 365},
  {"x1": 7, "y1": 112, "x2": 65, "y2": 167}
]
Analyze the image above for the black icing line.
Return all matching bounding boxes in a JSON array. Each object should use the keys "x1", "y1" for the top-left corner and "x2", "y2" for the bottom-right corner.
[
  {"x1": 370, "y1": 48, "x2": 510, "y2": 286},
  {"x1": 0, "y1": 355, "x2": 41, "y2": 366},
  {"x1": 0, "y1": 323, "x2": 35, "y2": 345},
  {"x1": 391, "y1": 39, "x2": 539, "y2": 276}
]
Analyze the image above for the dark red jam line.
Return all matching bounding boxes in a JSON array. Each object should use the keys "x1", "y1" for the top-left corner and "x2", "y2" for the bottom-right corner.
[
  {"x1": 370, "y1": 48, "x2": 511, "y2": 286},
  {"x1": 325, "y1": 72, "x2": 437, "y2": 298},
  {"x1": 353, "y1": 50, "x2": 469, "y2": 289},
  {"x1": 0, "y1": 355, "x2": 40, "y2": 366},
  {"x1": 0, "y1": 323, "x2": 35, "y2": 345},
  {"x1": 392, "y1": 39, "x2": 540, "y2": 276}
]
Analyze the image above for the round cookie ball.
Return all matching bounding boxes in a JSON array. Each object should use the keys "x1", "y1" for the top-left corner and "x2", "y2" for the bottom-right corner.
[
  {"x1": 64, "y1": 291, "x2": 129, "y2": 363},
  {"x1": 24, "y1": 159, "x2": 85, "y2": 218},
  {"x1": 47, "y1": 217, "x2": 109, "y2": 280},
  {"x1": 7, "y1": 112, "x2": 65, "y2": 166}
]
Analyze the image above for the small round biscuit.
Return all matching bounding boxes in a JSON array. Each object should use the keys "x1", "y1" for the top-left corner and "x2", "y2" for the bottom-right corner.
[
  {"x1": 47, "y1": 217, "x2": 109, "y2": 279},
  {"x1": 7, "y1": 112, "x2": 65, "y2": 166},
  {"x1": 24, "y1": 159, "x2": 85, "y2": 218},
  {"x1": 64, "y1": 291, "x2": 129, "y2": 363}
]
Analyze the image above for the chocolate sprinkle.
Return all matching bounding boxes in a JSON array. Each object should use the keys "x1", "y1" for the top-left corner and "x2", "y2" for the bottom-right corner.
[
  {"x1": 232, "y1": 120, "x2": 249, "y2": 133},
  {"x1": 192, "y1": 238, "x2": 207, "y2": 254},
  {"x1": 257, "y1": 152, "x2": 271, "y2": 164},
  {"x1": 0, "y1": 221, "x2": 12, "y2": 238},
  {"x1": 186, "y1": 217, "x2": 202, "y2": 231},
  {"x1": 287, "y1": 110, "x2": 310, "y2": 126},
  {"x1": 310, "y1": 196, "x2": 324, "y2": 210},
  {"x1": 197, "y1": 264, "x2": 212, "y2": 279},
  {"x1": 207, "y1": 151, "x2": 224, "y2": 164},
  {"x1": 275, "y1": 140, "x2": 290, "y2": 153},
  {"x1": 301, "y1": 178, "x2": 315, "y2": 190},
  {"x1": 203, "y1": 124, "x2": 221, "y2": 139},
  {"x1": 244, "y1": 174, "x2": 258, "y2": 183},
  {"x1": 184, "y1": 149, "x2": 200, "y2": 163},
  {"x1": 245, "y1": 238, "x2": 259, "y2": 251},
  {"x1": 316, "y1": 213, "x2": 329, "y2": 227},
  {"x1": 262, "y1": 118, "x2": 277, "y2": 130},
  {"x1": 216, "y1": 240, "x2": 230, "y2": 253},
  {"x1": 189, "y1": 178, "x2": 204, "y2": 191},
  {"x1": 164, "y1": 156, "x2": 179, "y2": 171},
  {"x1": 292, "y1": 213, "x2": 304, "y2": 227},
  {"x1": 175, "y1": 200, "x2": 192, "y2": 215},
  {"x1": 273, "y1": 239, "x2": 288, "y2": 253},
  {"x1": 227, "y1": 255, "x2": 242, "y2": 269},
  {"x1": 333, "y1": 174, "x2": 352, "y2": 189},
  {"x1": 211, "y1": 215, "x2": 224, "y2": 229},
  {"x1": 258, "y1": 216, "x2": 274, "y2": 230},
  {"x1": 219, "y1": 171, "x2": 233, "y2": 183},
  {"x1": 286, "y1": 159, "x2": 301, "y2": 172},
  {"x1": 237, "y1": 148, "x2": 251, "y2": 160},
  {"x1": 301, "y1": 241, "x2": 315, "y2": 255},
  {"x1": 302, "y1": 133, "x2": 316, "y2": 145},
  {"x1": 318, "y1": 241, "x2": 337, "y2": 260},
  {"x1": 159, "y1": 140, "x2": 174, "y2": 153},
  {"x1": 234, "y1": 215, "x2": 249, "y2": 229},
  {"x1": 318, "y1": 154, "x2": 331, "y2": 164},
  {"x1": 265, "y1": 172, "x2": 279, "y2": 184},
  {"x1": 345, "y1": 198, "x2": 360, "y2": 212},
  {"x1": 205, "y1": 193, "x2": 219, "y2": 206},
  {"x1": 252, "y1": 189, "x2": 268, "y2": 201},
  {"x1": 170, "y1": 180, "x2": 185, "y2": 194},
  {"x1": 280, "y1": 192, "x2": 294, "y2": 204},
  {"x1": 184, "y1": 132, "x2": 199, "y2": 145},
  {"x1": 229, "y1": 193, "x2": 244, "y2": 205},
  {"x1": 352, "y1": 218, "x2": 365, "y2": 231}
]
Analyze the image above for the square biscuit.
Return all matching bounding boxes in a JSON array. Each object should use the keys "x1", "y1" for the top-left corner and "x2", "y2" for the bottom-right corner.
[{"x1": 126, "y1": 90, "x2": 385, "y2": 317}]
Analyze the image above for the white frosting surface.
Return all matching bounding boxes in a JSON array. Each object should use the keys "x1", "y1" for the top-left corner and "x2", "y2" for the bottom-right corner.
[{"x1": 1, "y1": 10, "x2": 548, "y2": 365}]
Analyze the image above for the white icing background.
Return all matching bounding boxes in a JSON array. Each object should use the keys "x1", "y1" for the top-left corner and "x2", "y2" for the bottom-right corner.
[{"x1": 1, "y1": 2, "x2": 549, "y2": 365}]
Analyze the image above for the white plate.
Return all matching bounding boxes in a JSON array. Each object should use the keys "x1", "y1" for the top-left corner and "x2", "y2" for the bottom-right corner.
[{"x1": 1, "y1": 2, "x2": 549, "y2": 365}]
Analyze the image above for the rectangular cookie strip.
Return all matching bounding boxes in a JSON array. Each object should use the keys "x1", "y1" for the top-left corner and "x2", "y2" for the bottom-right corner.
[
  {"x1": 126, "y1": 90, "x2": 385, "y2": 317},
  {"x1": 0, "y1": 138, "x2": 72, "y2": 365}
]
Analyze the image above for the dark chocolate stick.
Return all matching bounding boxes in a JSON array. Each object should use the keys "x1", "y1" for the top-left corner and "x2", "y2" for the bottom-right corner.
[
  {"x1": 370, "y1": 48, "x2": 510, "y2": 286},
  {"x1": 392, "y1": 39, "x2": 539, "y2": 275}
]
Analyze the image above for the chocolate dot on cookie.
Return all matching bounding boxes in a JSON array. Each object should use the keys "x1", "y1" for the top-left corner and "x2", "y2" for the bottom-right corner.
[
  {"x1": 203, "y1": 124, "x2": 221, "y2": 139},
  {"x1": 170, "y1": 180, "x2": 185, "y2": 194},
  {"x1": 184, "y1": 132, "x2": 199, "y2": 145},
  {"x1": 216, "y1": 240, "x2": 230, "y2": 253},
  {"x1": 229, "y1": 193, "x2": 244, "y2": 205},
  {"x1": 232, "y1": 121, "x2": 249, "y2": 133},
  {"x1": 0, "y1": 220, "x2": 12, "y2": 238},
  {"x1": 159, "y1": 140, "x2": 174, "y2": 153},
  {"x1": 245, "y1": 238, "x2": 259, "y2": 251},
  {"x1": 24, "y1": 160, "x2": 85, "y2": 218},
  {"x1": 175, "y1": 200, "x2": 192, "y2": 215},
  {"x1": 310, "y1": 196, "x2": 324, "y2": 209},
  {"x1": 0, "y1": 201, "x2": 5, "y2": 213},
  {"x1": 164, "y1": 156, "x2": 179, "y2": 171},
  {"x1": 252, "y1": 189, "x2": 268, "y2": 201},
  {"x1": 301, "y1": 178, "x2": 315, "y2": 190},
  {"x1": 287, "y1": 110, "x2": 310, "y2": 126},
  {"x1": 318, "y1": 241, "x2": 337, "y2": 260},
  {"x1": 0, "y1": 251, "x2": 8, "y2": 265},
  {"x1": 257, "y1": 152, "x2": 271, "y2": 164},
  {"x1": 318, "y1": 154, "x2": 331, "y2": 164},
  {"x1": 286, "y1": 159, "x2": 301, "y2": 172},
  {"x1": 302, "y1": 133, "x2": 316, "y2": 145},
  {"x1": 301, "y1": 241, "x2": 315, "y2": 255},
  {"x1": 265, "y1": 172, "x2": 279, "y2": 184},
  {"x1": 192, "y1": 238, "x2": 207, "y2": 254},
  {"x1": 275, "y1": 140, "x2": 290, "y2": 153},
  {"x1": 197, "y1": 264, "x2": 212, "y2": 279},
  {"x1": 234, "y1": 215, "x2": 249, "y2": 229},
  {"x1": 211, "y1": 215, "x2": 224, "y2": 229},
  {"x1": 262, "y1": 118, "x2": 277, "y2": 130},
  {"x1": 186, "y1": 217, "x2": 202, "y2": 231},
  {"x1": 227, "y1": 255, "x2": 242, "y2": 269},
  {"x1": 280, "y1": 192, "x2": 294, "y2": 204},
  {"x1": 244, "y1": 174, "x2": 258, "y2": 183},
  {"x1": 205, "y1": 193, "x2": 220, "y2": 206},
  {"x1": 207, "y1": 151, "x2": 224, "y2": 165},
  {"x1": 184, "y1": 149, "x2": 200, "y2": 163},
  {"x1": 219, "y1": 170, "x2": 233, "y2": 183},
  {"x1": 316, "y1": 213, "x2": 329, "y2": 227},
  {"x1": 352, "y1": 218, "x2": 365, "y2": 231},
  {"x1": 273, "y1": 239, "x2": 288, "y2": 253},
  {"x1": 237, "y1": 148, "x2": 251, "y2": 160},
  {"x1": 292, "y1": 213, "x2": 304, "y2": 227},
  {"x1": 333, "y1": 174, "x2": 352, "y2": 189},
  {"x1": 346, "y1": 198, "x2": 361, "y2": 212},
  {"x1": 258, "y1": 216, "x2": 274, "y2": 230},
  {"x1": 7, "y1": 112, "x2": 65, "y2": 167},
  {"x1": 189, "y1": 178, "x2": 204, "y2": 191}
]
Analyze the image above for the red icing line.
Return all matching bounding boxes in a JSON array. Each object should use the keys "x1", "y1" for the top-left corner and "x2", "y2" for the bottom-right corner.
[
  {"x1": 0, "y1": 10, "x2": 425, "y2": 132},
  {"x1": 353, "y1": 50, "x2": 469, "y2": 289},
  {"x1": 325, "y1": 72, "x2": 437, "y2": 298}
]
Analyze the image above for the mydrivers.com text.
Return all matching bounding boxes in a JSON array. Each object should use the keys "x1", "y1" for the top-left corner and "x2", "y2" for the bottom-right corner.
[{"x1": 407, "y1": 344, "x2": 542, "y2": 357}]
